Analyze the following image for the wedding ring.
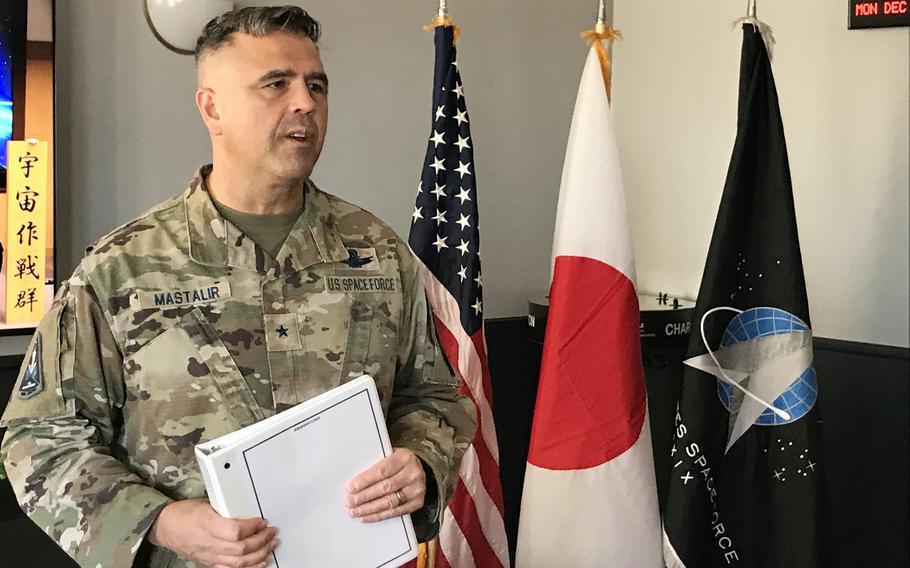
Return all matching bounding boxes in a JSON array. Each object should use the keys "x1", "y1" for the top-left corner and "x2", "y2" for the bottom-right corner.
[{"x1": 395, "y1": 489, "x2": 406, "y2": 507}]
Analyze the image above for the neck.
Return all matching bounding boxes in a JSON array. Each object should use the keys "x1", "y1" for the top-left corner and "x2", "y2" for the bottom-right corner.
[{"x1": 206, "y1": 162, "x2": 305, "y2": 215}]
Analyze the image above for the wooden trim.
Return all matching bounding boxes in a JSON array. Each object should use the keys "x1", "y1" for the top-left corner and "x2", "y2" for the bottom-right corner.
[{"x1": 26, "y1": 41, "x2": 54, "y2": 61}]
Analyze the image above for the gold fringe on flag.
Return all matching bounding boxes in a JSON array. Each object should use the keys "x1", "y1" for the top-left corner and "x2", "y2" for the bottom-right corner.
[
  {"x1": 580, "y1": 27, "x2": 622, "y2": 101},
  {"x1": 423, "y1": 13, "x2": 461, "y2": 43},
  {"x1": 416, "y1": 542, "x2": 429, "y2": 568}
]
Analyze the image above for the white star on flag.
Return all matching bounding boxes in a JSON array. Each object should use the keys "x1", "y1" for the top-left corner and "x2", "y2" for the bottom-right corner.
[{"x1": 430, "y1": 130, "x2": 446, "y2": 148}]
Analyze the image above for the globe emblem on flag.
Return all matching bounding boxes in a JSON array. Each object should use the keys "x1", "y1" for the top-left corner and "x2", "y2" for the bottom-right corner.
[{"x1": 715, "y1": 307, "x2": 818, "y2": 425}]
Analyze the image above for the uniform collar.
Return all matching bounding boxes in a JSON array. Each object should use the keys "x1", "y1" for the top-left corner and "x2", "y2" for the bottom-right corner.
[{"x1": 185, "y1": 165, "x2": 349, "y2": 276}]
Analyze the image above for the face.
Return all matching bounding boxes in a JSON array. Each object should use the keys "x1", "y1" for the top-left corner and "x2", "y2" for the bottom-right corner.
[{"x1": 196, "y1": 32, "x2": 329, "y2": 184}]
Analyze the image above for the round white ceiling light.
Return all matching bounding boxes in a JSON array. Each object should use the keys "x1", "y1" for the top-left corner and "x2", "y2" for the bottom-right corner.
[{"x1": 143, "y1": 0, "x2": 234, "y2": 55}]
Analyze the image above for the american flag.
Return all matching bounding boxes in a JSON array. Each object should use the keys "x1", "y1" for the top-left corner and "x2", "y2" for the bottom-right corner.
[{"x1": 408, "y1": 25, "x2": 510, "y2": 568}]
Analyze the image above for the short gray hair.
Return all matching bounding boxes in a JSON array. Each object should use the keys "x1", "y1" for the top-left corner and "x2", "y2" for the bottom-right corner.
[{"x1": 194, "y1": 5, "x2": 321, "y2": 62}]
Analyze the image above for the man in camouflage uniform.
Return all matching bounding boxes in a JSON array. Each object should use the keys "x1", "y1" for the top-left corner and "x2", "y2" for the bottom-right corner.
[{"x1": 1, "y1": 6, "x2": 476, "y2": 568}]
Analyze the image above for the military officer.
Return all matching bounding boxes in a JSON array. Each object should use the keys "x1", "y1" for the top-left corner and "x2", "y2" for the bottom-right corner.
[{"x1": 0, "y1": 6, "x2": 476, "y2": 568}]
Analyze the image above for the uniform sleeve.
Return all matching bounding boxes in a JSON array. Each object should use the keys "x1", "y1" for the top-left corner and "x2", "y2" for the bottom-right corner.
[
  {"x1": 387, "y1": 252, "x2": 478, "y2": 541},
  {"x1": 0, "y1": 265, "x2": 172, "y2": 567}
]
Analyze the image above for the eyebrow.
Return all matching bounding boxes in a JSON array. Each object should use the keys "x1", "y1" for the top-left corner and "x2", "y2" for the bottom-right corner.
[
  {"x1": 255, "y1": 69, "x2": 330, "y2": 86},
  {"x1": 256, "y1": 69, "x2": 295, "y2": 83}
]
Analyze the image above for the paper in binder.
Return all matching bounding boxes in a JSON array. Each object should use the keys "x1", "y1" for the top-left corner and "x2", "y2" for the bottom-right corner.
[{"x1": 194, "y1": 375, "x2": 418, "y2": 568}]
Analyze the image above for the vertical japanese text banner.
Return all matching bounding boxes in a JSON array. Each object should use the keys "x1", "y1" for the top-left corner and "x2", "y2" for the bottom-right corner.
[{"x1": 6, "y1": 140, "x2": 48, "y2": 324}]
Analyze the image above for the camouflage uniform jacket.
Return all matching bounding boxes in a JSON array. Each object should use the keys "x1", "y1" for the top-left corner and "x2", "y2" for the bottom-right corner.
[{"x1": 0, "y1": 166, "x2": 477, "y2": 568}]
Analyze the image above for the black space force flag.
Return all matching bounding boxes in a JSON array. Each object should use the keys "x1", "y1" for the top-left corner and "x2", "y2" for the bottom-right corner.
[{"x1": 662, "y1": 25, "x2": 829, "y2": 568}]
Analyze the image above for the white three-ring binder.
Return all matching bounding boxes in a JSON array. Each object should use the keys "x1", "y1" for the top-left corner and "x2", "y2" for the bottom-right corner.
[{"x1": 195, "y1": 375, "x2": 418, "y2": 568}]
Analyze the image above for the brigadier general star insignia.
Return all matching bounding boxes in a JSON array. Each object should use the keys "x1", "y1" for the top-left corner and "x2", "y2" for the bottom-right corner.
[
  {"x1": 18, "y1": 334, "x2": 43, "y2": 399},
  {"x1": 342, "y1": 248, "x2": 373, "y2": 268}
]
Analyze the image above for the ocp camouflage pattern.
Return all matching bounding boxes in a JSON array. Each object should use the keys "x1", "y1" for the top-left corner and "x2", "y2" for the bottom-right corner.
[{"x1": 1, "y1": 166, "x2": 477, "y2": 567}]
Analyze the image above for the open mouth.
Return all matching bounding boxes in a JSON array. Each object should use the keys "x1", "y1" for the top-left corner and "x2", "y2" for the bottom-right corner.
[{"x1": 285, "y1": 129, "x2": 310, "y2": 145}]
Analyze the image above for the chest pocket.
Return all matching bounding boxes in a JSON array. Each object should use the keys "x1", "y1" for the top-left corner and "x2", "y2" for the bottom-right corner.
[
  {"x1": 121, "y1": 308, "x2": 262, "y2": 497},
  {"x1": 280, "y1": 290, "x2": 396, "y2": 406}
]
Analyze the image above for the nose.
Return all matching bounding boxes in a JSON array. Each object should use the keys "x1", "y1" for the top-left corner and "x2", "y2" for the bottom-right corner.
[{"x1": 292, "y1": 82, "x2": 317, "y2": 114}]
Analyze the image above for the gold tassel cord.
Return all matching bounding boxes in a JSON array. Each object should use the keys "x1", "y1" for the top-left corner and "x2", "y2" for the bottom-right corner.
[
  {"x1": 580, "y1": 27, "x2": 622, "y2": 101},
  {"x1": 416, "y1": 542, "x2": 428, "y2": 568},
  {"x1": 423, "y1": 13, "x2": 461, "y2": 44}
]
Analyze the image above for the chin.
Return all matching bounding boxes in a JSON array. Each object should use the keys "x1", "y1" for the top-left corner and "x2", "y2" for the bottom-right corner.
[{"x1": 273, "y1": 162, "x2": 315, "y2": 183}]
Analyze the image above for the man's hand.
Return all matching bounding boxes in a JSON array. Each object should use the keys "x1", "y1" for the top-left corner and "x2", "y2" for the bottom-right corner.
[
  {"x1": 149, "y1": 499, "x2": 278, "y2": 568},
  {"x1": 345, "y1": 448, "x2": 427, "y2": 522}
]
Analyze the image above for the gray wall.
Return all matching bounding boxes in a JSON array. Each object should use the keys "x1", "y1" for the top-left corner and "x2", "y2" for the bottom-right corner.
[
  {"x1": 613, "y1": 0, "x2": 910, "y2": 348},
  {"x1": 53, "y1": 0, "x2": 611, "y2": 319},
  {"x1": 7, "y1": 0, "x2": 906, "y2": 353}
]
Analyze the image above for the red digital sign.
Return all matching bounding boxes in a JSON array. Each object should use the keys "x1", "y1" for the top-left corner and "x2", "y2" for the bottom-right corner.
[{"x1": 850, "y1": 0, "x2": 910, "y2": 28}]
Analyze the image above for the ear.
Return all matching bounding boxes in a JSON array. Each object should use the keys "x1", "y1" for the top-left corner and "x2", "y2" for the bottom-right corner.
[{"x1": 196, "y1": 88, "x2": 222, "y2": 136}]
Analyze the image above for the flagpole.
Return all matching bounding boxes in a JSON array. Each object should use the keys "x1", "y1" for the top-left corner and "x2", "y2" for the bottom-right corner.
[
  {"x1": 425, "y1": 0, "x2": 458, "y2": 40},
  {"x1": 595, "y1": 0, "x2": 607, "y2": 33},
  {"x1": 747, "y1": 0, "x2": 757, "y2": 17},
  {"x1": 581, "y1": 0, "x2": 620, "y2": 100}
]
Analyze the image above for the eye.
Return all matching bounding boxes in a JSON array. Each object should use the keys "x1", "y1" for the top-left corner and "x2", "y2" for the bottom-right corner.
[
  {"x1": 266, "y1": 79, "x2": 287, "y2": 89},
  {"x1": 307, "y1": 80, "x2": 328, "y2": 95}
]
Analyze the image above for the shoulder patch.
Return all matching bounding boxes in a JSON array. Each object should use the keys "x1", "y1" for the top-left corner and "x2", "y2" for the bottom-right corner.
[{"x1": 18, "y1": 335, "x2": 43, "y2": 400}]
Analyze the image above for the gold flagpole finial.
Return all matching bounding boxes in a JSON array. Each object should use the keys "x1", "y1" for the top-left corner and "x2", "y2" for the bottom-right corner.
[
  {"x1": 581, "y1": 0, "x2": 621, "y2": 101},
  {"x1": 595, "y1": 0, "x2": 607, "y2": 34},
  {"x1": 425, "y1": 0, "x2": 459, "y2": 42}
]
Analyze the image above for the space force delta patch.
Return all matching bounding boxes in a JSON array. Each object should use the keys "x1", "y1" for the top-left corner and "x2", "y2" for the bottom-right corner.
[
  {"x1": 137, "y1": 282, "x2": 232, "y2": 310},
  {"x1": 340, "y1": 247, "x2": 379, "y2": 271},
  {"x1": 18, "y1": 335, "x2": 44, "y2": 399}
]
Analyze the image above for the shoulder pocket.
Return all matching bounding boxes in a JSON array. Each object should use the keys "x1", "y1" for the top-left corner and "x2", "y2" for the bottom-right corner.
[
  {"x1": 1, "y1": 299, "x2": 77, "y2": 427},
  {"x1": 422, "y1": 327, "x2": 460, "y2": 388}
]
